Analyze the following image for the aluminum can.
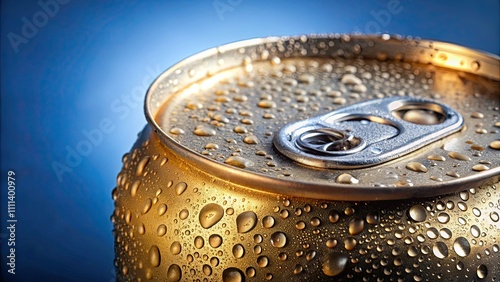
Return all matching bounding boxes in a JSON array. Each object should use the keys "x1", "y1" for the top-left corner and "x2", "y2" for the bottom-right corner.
[{"x1": 112, "y1": 35, "x2": 500, "y2": 281}]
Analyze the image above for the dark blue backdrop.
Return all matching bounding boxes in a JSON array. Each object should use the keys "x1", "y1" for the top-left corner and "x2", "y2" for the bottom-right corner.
[{"x1": 1, "y1": 0, "x2": 498, "y2": 281}]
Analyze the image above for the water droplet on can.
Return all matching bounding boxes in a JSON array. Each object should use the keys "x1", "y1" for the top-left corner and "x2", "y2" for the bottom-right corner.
[
  {"x1": 448, "y1": 151, "x2": 471, "y2": 161},
  {"x1": 199, "y1": 203, "x2": 224, "y2": 228},
  {"x1": 175, "y1": 182, "x2": 188, "y2": 195},
  {"x1": 322, "y1": 253, "x2": 349, "y2": 276},
  {"x1": 476, "y1": 264, "x2": 488, "y2": 279},
  {"x1": 335, "y1": 173, "x2": 359, "y2": 184},
  {"x1": 136, "y1": 156, "x2": 150, "y2": 176},
  {"x1": 149, "y1": 245, "x2": 161, "y2": 267},
  {"x1": 232, "y1": 244, "x2": 245, "y2": 258},
  {"x1": 489, "y1": 140, "x2": 500, "y2": 150},
  {"x1": 223, "y1": 268, "x2": 245, "y2": 282},
  {"x1": 432, "y1": 242, "x2": 449, "y2": 259},
  {"x1": 406, "y1": 162, "x2": 428, "y2": 173},
  {"x1": 194, "y1": 236, "x2": 204, "y2": 249},
  {"x1": 166, "y1": 264, "x2": 182, "y2": 281},
  {"x1": 209, "y1": 234, "x2": 223, "y2": 248},
  {"x1": 257, "y1": 256, "x2": 269, "y2": 267},
  {"x1": 402, "y1": 110, "x2": 441, "y2": 125},
  {"x1": 194, "y1": 125, "x2": 216, "y2": 136},
  {"x1": 236, "y1": 211, "x2": 257, "y2": 233},
  {"x1": 262, "y1": 215, "x2": 275, "y2": 229},
  {"x1": 453, "y1": 237, "x2": 471, "y2": 257},
  {"x1": 409, "y1": 205, "x2": 427, "y2": 222},
  {"x1": 170, "y1": 241, "x2": 181, "y2": 255},
  {"x1": 348, "y1": 217, "x2": 364, "y2": 235},
  {"x1": 472, "y1": 164, "x2": 490, "y2": 171},
  {"x1": 225, "y1": 156, "x2": 254, "y2": 168},
  {"x1": 270, "y1": 232, "x2": 287, "y2": 248},
  {"x1": 157, "y1": 224, "x2": 167, "y2": 236}
]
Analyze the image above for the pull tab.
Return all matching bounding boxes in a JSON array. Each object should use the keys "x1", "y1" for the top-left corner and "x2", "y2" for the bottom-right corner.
[{"x1": 273, "y1": 97, "x2": 464, "y2": 169}]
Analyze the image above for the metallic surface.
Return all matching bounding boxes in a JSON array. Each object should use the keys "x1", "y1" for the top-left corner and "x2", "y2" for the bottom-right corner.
[
  {"x1": 113, "y1": 35, "x2": 500, "y2": 281},
  {"x1": 274, "y1": 97, "x2": 464, "y2": 169}
]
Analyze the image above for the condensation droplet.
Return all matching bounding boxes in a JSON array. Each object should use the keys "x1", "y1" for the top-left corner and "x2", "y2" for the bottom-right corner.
[
  {"x1": 194, "y1": 236, "x2": 204, "y2": 249},
  {"x1": 223, "y1": 267, "x2": 245, "y2": 282},
  {"x1": 158, "y1": 203, "x2": 168, "y2": 216},
  {"x1": 366, "y1": 212, "x2": 380, "y2": 225},
  {"x1": 225, "y1": 156, "x2": 254, "y2": 168},
  {"x1": 157, "y1": 224, "x2": 167, "y2": 236},
  {"x1": 270, "y1": 232, "x2": 287, "y2": 248},
  {"x1": 489, "y1": 140, "x2": 500, "y2": 150},
  {"x1": 130, "y1": 180, "x2": 141, "y2": 197},
  {"x1": 170, "y1": 241, "x2": 181, "y2": 255},
  {"x1": 294, "y1": 264, "x2": 303, "y2": 274},
  {"x1": 262, "y1": 215, "x2": 275, "y2": 229},
  {"x1": 170, "y1": 127, "x2": 185, "y2": 135},
  {"x1": 326, "y1": 238, "x2": 338, "y2": 248},
  {"x1": 296, "y1": 221, "x2": 306, "y2": 230},
  {"x1": 432, "y1": 242, "x2": 449, "y2": 259},
  {"x1": 348, "y1": 217, "x2": 364, "y2": 235},
  {"x1": 149, "y1": 245, "x2": 161, "y2": 267},
  {"x1": 203, "y1": 264, "x2": 212, "y2": 276},
  {"x1": 440, "y1": 228, "x2": 452, "y2": 239},
  {"x1": 258, "y1": 100, "x2": 276, "y2": 109},
  {"x1": 472, "y1": 207, "x2": 481, "y2": 217},
  {"x1": 437, "y1": 212, "x2": 450, "y2": 223},
  {"x1": 490, "y1": 211, "x2": 499, "y2": 222},
  {"x1": 448, "y1": 151, "x2": 471, "y2": 161},
  {"x1": 427, "y1": 227, "x2": 439, "y2": 239},
  {"x1": 336, "y1": 173, "x2": 359, "y2": 184},
  {"x1": 179, "y1": 209, "x2": 189, "y2": 220},
  {"x1": 472, "y1": 164, "x2": 489, "y2": 171},
  {"x1": 427, "y1": 154, "x2": 446, "y2": 161},
  {"x1": 166, "y1": 264, "x2": 182, "y2": 281},
  {"x1": 344, "y1": 237, "x2": 357, "y2": 250},
  {"x1": 402, "y1": 110, "x2": 441, "y2": 125},
  {"x1": 340, "y1": 74, "x2": 362, "y2": 85},
  {"x1": 236, "y1": 211, "x2": 257, "y2": 233},
  {"x1": 409, "y1": 205, "x2": 427, "y2": 222},
  {"x1": 194, "y1": 125, "x2": 216, "y2": 136},
  {"x1": 446, "y1": 171, "x2": 460, "y2": 178},
  {"x1": 477, "y1": 264, "x2": 488, "y2": 279},
  {"x1": 453, "y1": 237, "x2": 471, "y2": 257},
  {"x1": 329, "y1": 210, "x2": 340, "y2": 223},
  {"x1": 406, "y1": 162, "x2": 428, "y2": 173},
  {"x1": 209, "y1": 234, "x2": 223, "y2": 248},
  {"x1": 136, "y1": 156, "x2": 150, "y2": 176},
  {"x1": 232, "y1": 244, "x2": 245, "y2": 259},
  {"x1": 257, "y1": 256, "x2": 269, "y2": 267},
  {"x1": 199, "y1": 203, "x2": 224, "y2": 229},
  {"x1": 175, "y1": 182, "x2": 188, "y2": 195},
  {"x1": 142, "y1": 198, "x2": 152, "y2": 214},
  {"x1": 322, "y1": 253, "x2": 349, "y2": 277}
]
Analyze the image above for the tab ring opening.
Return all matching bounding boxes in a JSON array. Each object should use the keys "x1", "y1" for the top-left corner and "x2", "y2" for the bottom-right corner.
[{"x1": 296, "y1": 128, "x2": 366, "y2": 156}]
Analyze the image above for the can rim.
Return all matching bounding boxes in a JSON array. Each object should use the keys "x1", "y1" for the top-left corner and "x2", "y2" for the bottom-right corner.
[{"x1": 145, "y1": 34, "x2": 500, "y2": 201}]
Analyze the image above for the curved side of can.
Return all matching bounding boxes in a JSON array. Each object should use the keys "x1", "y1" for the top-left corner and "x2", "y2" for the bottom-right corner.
[{"x1": 112, "y1": 127, "x2": 500, "y2": 281}]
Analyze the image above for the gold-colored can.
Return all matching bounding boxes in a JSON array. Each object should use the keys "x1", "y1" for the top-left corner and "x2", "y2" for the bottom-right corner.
[{"x1": 112, "y1": 35, "x2": 500, "y2": 281}]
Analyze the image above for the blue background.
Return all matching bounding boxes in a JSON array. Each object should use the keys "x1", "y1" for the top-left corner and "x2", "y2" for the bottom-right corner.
[{"x1": 1, "y1": 0, "x2": 498, "y2": 281}]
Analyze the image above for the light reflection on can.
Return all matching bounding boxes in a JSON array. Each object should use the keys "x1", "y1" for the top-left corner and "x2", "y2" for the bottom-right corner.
[{"x1": 112, "y1": 35, "x2": 499, "y2": 281}]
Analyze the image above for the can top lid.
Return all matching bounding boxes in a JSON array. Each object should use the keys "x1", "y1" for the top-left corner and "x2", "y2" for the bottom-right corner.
[{"x1": 146, "y1": 35, "x2": 500, "y2": 201}]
